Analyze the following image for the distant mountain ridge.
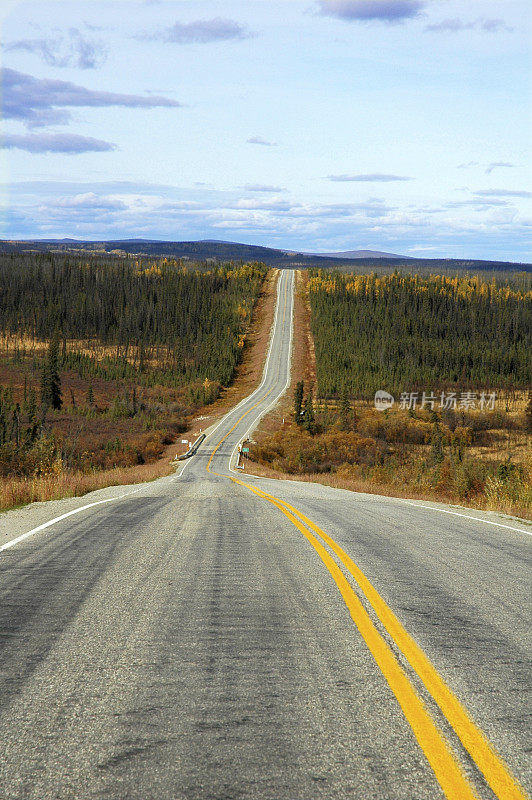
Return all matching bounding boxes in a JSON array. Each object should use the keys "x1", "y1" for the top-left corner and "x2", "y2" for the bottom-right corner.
[
  {"x1": 0, "y1": 238, "x2": 529, "y2": 273},
  {"x1": 15, "y1": 240, "x2": 409, "y2": 260},
  {"x1": 304, "y1": 249, "x2": 412, "y2": 259}
]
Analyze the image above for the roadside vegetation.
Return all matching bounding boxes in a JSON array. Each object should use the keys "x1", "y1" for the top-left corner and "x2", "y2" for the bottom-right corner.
[
  {"x1": 0, "y1": 252, "x2": 267, "y2": 510},
  {"x1": 249, "y1": 271, "x2": 532, "y2": 519}
]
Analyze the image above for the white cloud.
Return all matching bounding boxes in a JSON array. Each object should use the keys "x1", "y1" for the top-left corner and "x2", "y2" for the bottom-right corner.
[
  {"x1": 474, "y1": 189, "x2": 531, "y2": 198},
  {"x1": 318, "y1": 0, "x2": 424, "y2": 23},
  {"x1": 2, "y1": 133, "x2": 116, "y2": 154},
  {"x1": 426, "y1": 17, "x2": 513, "y2": 33},
  {"x1": 485, "y1": 162, "x2": 515, "y2": 175},
  {"x1": 6, "y1": 180, "x2": 531, "y2": 262},
  {"x1": 2, "y1": 68, "x2": 181, "y2": 129},
  {"x1": 243, "y1": 184, "x2": 286, "y2": 192},
  {"x1": 327, "y1": 173, "x2": 412, "y2": 182},
  {"x1": 247, "y1": 136, "x2": 278, "y2": 147},
  {"x1": 145, "y1": 18, "x2": 253, "y2": 44},
  {"x1": 6, "y1": 28, "x2": 107, "y2": 69}
]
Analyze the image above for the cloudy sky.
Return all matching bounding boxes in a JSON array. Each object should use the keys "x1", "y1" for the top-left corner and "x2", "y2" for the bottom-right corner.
[{"x1": 1, "y1": 0, "x2": 530, "y2": 260}]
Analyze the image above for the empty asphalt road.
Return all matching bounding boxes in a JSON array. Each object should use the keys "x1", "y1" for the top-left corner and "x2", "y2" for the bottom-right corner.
[{"x1": 0, "y1": 269, "x2": 530, "y2": 800}]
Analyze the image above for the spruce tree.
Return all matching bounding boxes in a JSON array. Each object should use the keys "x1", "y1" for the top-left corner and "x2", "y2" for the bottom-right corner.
[
  {"x1": 24, "y1": 386, "x2": 39, "y2": 443},
  {"x1": 42, "y1": 336, "x2": 62, "y2": 410},
  {"x1": 525, "y1": 391, "x2": 532, "y2": 434},
  {"x1": 430, "y1": 421, "x2": 445, "y2": 464},
  {"x1": 340, "y1": 387, "x2": 352, "y2": 431},
  {"x1": 294, "y1": 381, "x2": 304, "y2": 424},
  {"x1": 13, "y1": 403, "x2": 20, "y2": 449},
  {"x1": 40, "y1": 360, "x2": 51, "y2": 410},
  {"x1": 24, "y1": 386, "x2": 37, "y2": 423},
  {"x1": 302, "y1": 386, "x2": 316, "y2": 434}
]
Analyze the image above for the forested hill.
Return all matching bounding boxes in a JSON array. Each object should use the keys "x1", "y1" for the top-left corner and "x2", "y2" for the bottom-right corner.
[{"x1": 0, "y1": 238, "x2": 529, "y2": 274}]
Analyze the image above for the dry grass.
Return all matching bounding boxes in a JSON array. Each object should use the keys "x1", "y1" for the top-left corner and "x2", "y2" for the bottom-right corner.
[
  {"x1": 242, "y1": 456, "x2": 532, "y2": 521},
  {"x1": 0, "y1": 359, "x2": 189, "y2": 474},
  {"x1": 0, "y1": 333, "x2": 172, "y2": 369},
  {"x1": 0, "y1": 459, "x2": 174, "y2": 512},
  {"x1": 246, "y1": 408, "x2": 532, "y2": 520}
]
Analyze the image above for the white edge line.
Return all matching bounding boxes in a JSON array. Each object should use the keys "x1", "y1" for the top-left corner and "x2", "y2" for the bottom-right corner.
[
  {"x1": 251, "y1": 473, "x2": 531, "y2": 537},
  {"x1": 396, "y1": 498, "x2": 531, "y2": 536},
  {"x1": 0, "y1": 487, "x2": 143, "y2": 553},
  {"x1": 229, "y1": 269, "x2": 294, "y2": 474},
  {"x1": 174, "y1": 267, "x2": 285, "y2": 474},
  {"x1": 241, "y1": 272, "x2": 294, "y2": 441}
]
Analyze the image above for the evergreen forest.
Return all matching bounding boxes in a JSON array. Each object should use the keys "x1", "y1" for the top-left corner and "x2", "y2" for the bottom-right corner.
[
  {"x1": 308, "y1": 270, "x2": 532, "y2": 398},
  {"x1": 0, "y1": 252, "x2": 267, "y2": 504},
  {"x1": 0, "y1": 252, "x2": 266, "y2": 389}
]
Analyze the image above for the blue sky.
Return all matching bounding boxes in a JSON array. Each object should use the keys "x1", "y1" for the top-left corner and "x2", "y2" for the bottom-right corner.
[{"x1": 1, "y1": 0, "x2": 531, "y2": 260}]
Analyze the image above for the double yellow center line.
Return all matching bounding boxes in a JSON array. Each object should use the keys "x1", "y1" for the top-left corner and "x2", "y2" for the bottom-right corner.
[
  {"x1": 229, "y1": 478, "x2": 528, "y2": 800},
  {"x1": 203, "y1": 268, "x2": 527, "y2": 800},
  {"x1": 206, "y1": 269, "x2": 290, "y2": 475},
  {"x1": 205, "y1": 386, "x2": 274, "y2": 475}
]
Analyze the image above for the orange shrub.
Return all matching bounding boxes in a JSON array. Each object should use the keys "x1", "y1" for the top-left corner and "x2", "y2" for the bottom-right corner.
[{"x1": 251, "y1": 426, "x2": 385, "y2": 474}]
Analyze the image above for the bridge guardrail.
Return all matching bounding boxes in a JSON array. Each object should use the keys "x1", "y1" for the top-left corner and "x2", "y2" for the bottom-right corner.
[{"x1": 175, "y1": 433, "x2": 206, "y2": 461}]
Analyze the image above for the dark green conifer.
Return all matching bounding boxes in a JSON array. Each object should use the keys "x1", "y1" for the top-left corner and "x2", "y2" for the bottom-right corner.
[{"x1": 294, "y1": 381, "x2": 304, "y2": 424}]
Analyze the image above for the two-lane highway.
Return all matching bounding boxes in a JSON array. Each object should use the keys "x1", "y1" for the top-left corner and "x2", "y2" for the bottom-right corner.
[
  {"x1": 0, "y1": 269, "x2": 530, "y2": 800},
  {"x1": 185, "y1": 266, "x2": 295, "y2": 481}
]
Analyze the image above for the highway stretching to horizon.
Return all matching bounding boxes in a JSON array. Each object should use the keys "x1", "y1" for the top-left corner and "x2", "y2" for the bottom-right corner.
[{"x1": 0, "y1": 269, "x2": 530, "y2": 800}]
